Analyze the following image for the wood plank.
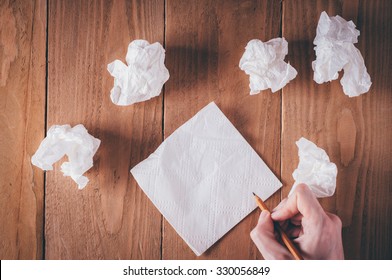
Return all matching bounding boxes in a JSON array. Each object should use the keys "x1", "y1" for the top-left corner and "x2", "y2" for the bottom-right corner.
[
  {"x1": 164, "y1": 0, "x2": 282, "y2": 259},
  {"x1": 342, "y1": 0, "x2": 392, "y2": 259},
  {"x1": 0, "y1": 0, "x2": 46, "y2": 259},
  {"x1": 282, "y1": 0, "x2": 392, "y2": 259},
  {"x1": 46, "y1": 0, "x2": 164, "y2": 259},
  {"x1": 282, "y1": 0, "x2": 346, "y2": 219}
]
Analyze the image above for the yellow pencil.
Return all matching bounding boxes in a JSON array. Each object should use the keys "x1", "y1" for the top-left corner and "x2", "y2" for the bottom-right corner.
[{"x1": 252, "y1": 192, "x2": 303, "y2": 260}]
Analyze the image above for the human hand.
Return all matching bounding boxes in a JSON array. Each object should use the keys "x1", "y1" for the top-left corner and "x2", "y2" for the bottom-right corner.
[{"x1": 250, "y1": 184, "x2": 344, "y2": 260}]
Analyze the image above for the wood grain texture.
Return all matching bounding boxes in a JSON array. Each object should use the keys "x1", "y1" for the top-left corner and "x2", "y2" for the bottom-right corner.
[
  {"x1": 46, "y1": 0, "x2": 164, "y2": 259},
  {"x1": 163, "y1": 0, "x2": 282, "y2": 259},
  {"x1": 341, "y1": 0, "x2": 392, "y2": 259},
  {"x1": 0, "y1": 0, "x2": 46, "y2": 259},
  {"x1": 1, "y1": 0, "x2": 391, "y2": 260},
  {"x1": 282, "y1": 0, "x2": 392, "y2": 259}
]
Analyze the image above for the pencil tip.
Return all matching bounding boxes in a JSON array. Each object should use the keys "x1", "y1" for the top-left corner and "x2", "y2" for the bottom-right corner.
[{"x1": 252, "y1": 192, "x2": 256, "y2": 196}]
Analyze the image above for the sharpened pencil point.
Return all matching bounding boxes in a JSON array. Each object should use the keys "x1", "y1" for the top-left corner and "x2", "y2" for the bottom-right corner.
[{"x1": 252, "y1": 192, "x2": 256, "y2": 196}]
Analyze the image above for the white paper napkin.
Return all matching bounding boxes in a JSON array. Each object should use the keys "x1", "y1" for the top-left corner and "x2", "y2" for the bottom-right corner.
[
  {"x1": 31, "y1": 124, "x2": 101, "y2": 189},
  {"x1": 131, "y1": 102, "x2": 282, "y2": 256},
  {"x1": 107, "y1": 40, "x2": 170, "y2": 106},
  {"x1": 290, "y1": 137, "x2": 337, "y2": 198},
  {"x1": 239, "y1": 38, "x2": 297, "y2": 94},
  {"x1": 312, "y1": 11, "x2": 371, "y2": 97}
]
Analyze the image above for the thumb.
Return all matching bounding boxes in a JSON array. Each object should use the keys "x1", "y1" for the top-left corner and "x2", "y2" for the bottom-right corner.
[{"x1": 251, "y1": 211, "x2": 293, "y2": 260}]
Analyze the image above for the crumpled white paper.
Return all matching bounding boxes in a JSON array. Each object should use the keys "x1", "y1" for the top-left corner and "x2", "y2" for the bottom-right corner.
[
  {"x1": 312, "y1": 11, "x2": 371, "y2": 97},
  {"x1": 31, "y1": 124, "x2": 101, "y2": 189},
  {"x1": 290, "y1": 137, "x2": 337, "y2": 198},
  {"x1": 239, "y1": 38, "x2": 297, "y2": 94},
  {"x1": 131, "y1": 102, "x2": 282, "y2": 256},
  {"x1": 107, "y1": 39, "x2": 170, "y2": 106}
]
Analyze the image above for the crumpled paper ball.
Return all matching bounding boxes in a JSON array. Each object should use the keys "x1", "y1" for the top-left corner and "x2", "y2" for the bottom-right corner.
[
  {"x1": 239, "y1": 38, "x2": 297, "y2": 94},
  {"x1": 31, "y1": 124, "x2": 101, "y2": 189},
  {"x1": 107, "y1": 39, "x2": 170, "y2": 106},
  {"x1": 290, "y1": 137, "x2": 337, "y2": 198},
  {"x1": 312, "y1": 11, "x2": 371, "y2": 97}
]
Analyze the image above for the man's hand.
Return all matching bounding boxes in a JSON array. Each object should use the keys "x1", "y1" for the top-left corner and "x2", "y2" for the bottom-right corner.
[{"x1": 250, "y1": 184, "x2": 344, "y2": 260}]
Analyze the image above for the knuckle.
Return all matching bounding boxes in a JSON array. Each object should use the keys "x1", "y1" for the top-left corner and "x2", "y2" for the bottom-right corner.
[
  {"x1": 250, "y1": 228, "x2": 260, "y2": 240},
  {"x1": 295, "y1": 184, "x2": 311, "y2": 197},
  {"x1": 296, "y1": 183, "x2": 309, "y2": 192},
  {"x1": 251, "y1": 227, "x2": 271, "y2": 245},
  {"x1": 331, "y1": 214, "x2": 342, "y2": 228},
  {"x1": 326, "y1": 213, "x2": 342, "y2": 231}
]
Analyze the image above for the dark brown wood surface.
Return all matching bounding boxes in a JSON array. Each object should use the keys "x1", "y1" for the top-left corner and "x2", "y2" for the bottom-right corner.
[
  {"x1": 45, "y1": 0, "x2": 164, "y2": 259},
  {"x1": 0, "y1": 0, "x2": 391, "y2": 259},
  {"x1": 0, "y1": 0, "x2": 46, "y2": 259},
  {"x1": 163, "y1": 0, "x2": 282, "y2": 260},
  {"x1": 282, "y1": 0, "x2": 392, "y2": 259}
]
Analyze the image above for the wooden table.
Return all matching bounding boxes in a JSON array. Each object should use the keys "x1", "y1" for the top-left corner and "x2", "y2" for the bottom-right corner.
[{"x1": 1, "y1": 0, "x2": 391, "y2": 260}]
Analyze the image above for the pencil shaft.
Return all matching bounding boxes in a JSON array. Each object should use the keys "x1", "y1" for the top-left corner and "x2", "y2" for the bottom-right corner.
[
  {"x1": 253, "y1": 193, "x2": 303, "y2": 260},
  {"x1": 275, "y1": 223, "x2": 303, "y2": 260}
]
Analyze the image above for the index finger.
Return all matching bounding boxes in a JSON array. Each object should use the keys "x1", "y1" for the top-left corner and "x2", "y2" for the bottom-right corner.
[{"x1": 271, "y1": 184, "x2": 325, "y2": 222}]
